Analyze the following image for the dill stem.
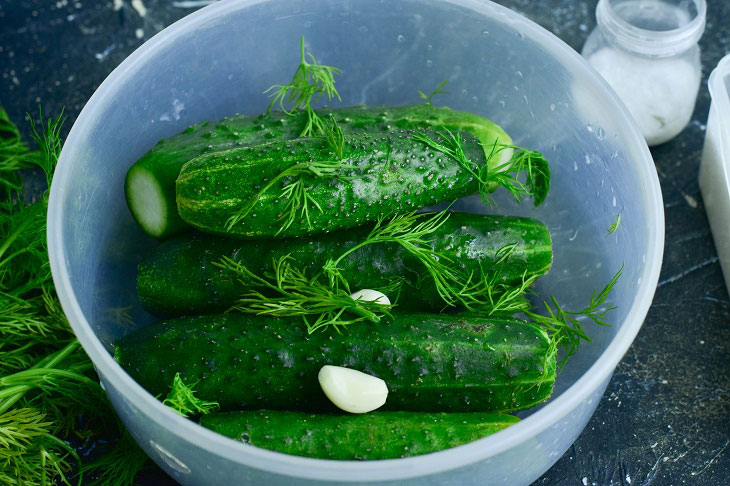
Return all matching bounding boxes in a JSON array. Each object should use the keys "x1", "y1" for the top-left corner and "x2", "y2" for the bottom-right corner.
[
  {"x1": 0, "y1": 339, "x2": 80, "y2": 414},
  {"x1": 0, "y1": 366, "x2": 97, "y2": 392},
  {"x1": 0, "y1": 214, "x2": 34, "y2": 261},
  {"x1": 329, "y1": 212, "x2": 450, "y2": 269},
  {"x1": 328, "y1": 239, "x2": 379, "y2": 270},
  {"x1": 226, "y1": 161, "x2": 308, "y2": 229},
  {"x1": 41, "y1": 432, "x2": 82, "y2": 486},
  {"x1": 31, "y1": 338, "x2": 79, "y2": 369},
  {"x1": 9, "y1": 278, "x2": 52, "y2": 299},
  {"x1": 0, "y1": 246, "x2": 35, "y2": 272},
  {"x1": 300, "y1": 35, "x2": 306, "y2": 65},
  {"x1": 345, "y1": 305, "x2": 381, "y2": 322}
]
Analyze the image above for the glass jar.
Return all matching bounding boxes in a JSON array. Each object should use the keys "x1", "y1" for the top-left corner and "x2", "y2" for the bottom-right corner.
[{"x1": 582, "y1": 0, "x2": 706, "y2": 146}]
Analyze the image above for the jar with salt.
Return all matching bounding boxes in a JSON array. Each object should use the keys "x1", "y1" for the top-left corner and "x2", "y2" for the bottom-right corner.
[{"x1": 581, "y1": 0, "x2": 706, "y2": 146}]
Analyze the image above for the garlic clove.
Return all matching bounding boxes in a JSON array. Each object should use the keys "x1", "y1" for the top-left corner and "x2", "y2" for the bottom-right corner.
[
  {"x1": 349, "y1": 289, "x2": 391, "y2": 306},
  {"x1": 318, "y1": 365, "x2": 388, "y2": 414}
]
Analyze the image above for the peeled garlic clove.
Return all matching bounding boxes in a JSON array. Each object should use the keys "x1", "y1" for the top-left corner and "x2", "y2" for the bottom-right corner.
[
  {"x1": 318, "y1": 365, "x2": 388, "y2": 414},
  {"x1": 349, "y1": 289, "x2": 391, "y2": 306}
]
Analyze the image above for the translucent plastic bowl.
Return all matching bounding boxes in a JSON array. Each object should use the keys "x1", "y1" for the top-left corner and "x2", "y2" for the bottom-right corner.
[{"x1": 47, "y1": 0, "x2": 664, "y2": 484}]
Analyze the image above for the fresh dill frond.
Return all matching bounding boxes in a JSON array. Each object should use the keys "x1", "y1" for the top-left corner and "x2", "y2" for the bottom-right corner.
[
  {"x1": 413, "y1": 129, "x2": 550, "y2": 207},
  {"x1": 0, "y1": 107, "x2": 21, "y2": 141},
  {"x1": 265, "y1": 37, "x2": 341, "y2": 137},
  {"x1": 162, "y1": 373, "x2": 219, "y2": 418},
  {"x1": 323, "y1": 210, "x2": 539, "y2": 314},
  {"x1": 223, "y1": 209, "x2": 547, "y2": 332},
  {"x1": 607, "y1": 213, "x2": 621, "y2": 235},
  {"x1": 525, "y1": 265, "x2": 623, "y2": 367},
  {"x1": 460, "y1": 251, "x2": 540, "y2": 317},
  {"x1": 216, "y1": 255, "x2": 392, "y2": 334},
  {"x1": 0, "y1": 107, "x2": 33, "y2": 193},
  {"x1": 323, "y1": 210, "x2": 465, "y2": 307},
  {"x1": 0, "y1": 204, "x2": 51, "y2": 298},
  {"x1": 82, "y1": 430, "x2": 151, "y2": 486},
  {"x1": 0, "y1": 407, "x2": 51, "y2": 449},
  {"x1": 0, "y1": 353, "x2": 99, "y2": 419},
  {"x1": 324, "y1": 114, "x2": 344, "y2": 159},
  {"x1": 225, "y1": 157, "x2": 354, "y2": 233},
  {"x1": 27, "y1": 107, "x2": 65, "y2": 191},
  {"x1": 0, "y1": 108, "x2": 150, "y2": 486},
  {"x1": 418, "y1": 80, "x2": 449, "y2": 104},
  {"x1": 0, "y1": 426, "x2": 81, "y2": 486}
]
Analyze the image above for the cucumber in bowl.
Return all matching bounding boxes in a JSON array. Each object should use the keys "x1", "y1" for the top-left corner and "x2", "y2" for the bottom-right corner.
[
  {"x1": 137, "y1": 212, "x2": 552, "y2": 316},
  {"x1": 126, "y1": 104, "x2": 516, "y2": 239},
  {"x1": 114, "y1": 312, "x2": 557, "y2": 413},
  {"x1": 200, "y1": 410, "x2": 521, "y2": 460}
]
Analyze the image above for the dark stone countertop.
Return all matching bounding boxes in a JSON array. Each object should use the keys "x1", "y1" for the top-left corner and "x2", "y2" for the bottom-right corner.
[{"x1": 1, "y1": 0, "x2": 728, "y2": 484}]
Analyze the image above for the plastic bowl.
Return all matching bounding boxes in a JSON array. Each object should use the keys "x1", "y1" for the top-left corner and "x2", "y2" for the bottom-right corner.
[{"x1": 47, "y1": 0, "x2": 664, "y2": 484}]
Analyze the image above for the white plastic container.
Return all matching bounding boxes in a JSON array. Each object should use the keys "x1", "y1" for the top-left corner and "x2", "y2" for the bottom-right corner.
[
  {"x1": 699, "y1": 54, "x2": 730, "y2": 294},
  {"x1": 46, "y1": 0, "x2": 664, "y2": 484}
]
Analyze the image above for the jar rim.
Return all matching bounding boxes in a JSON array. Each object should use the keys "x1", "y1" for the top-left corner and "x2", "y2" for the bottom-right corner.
[{"x1": 596, "y1": 0, "x2": 707, "y2": 57}]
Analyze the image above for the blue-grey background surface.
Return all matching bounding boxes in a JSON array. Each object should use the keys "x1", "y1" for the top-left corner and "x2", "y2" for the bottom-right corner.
[{"x1": 1, "y1": 0, "x2": 728, "y2": 484}]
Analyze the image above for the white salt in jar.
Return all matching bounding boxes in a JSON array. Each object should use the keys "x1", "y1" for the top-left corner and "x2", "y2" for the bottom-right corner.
[{"x1": 582, "y1": 0, "x2": 706, "y2": 146}]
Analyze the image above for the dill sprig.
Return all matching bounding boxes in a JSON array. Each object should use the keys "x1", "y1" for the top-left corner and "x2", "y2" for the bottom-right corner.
[
  {"x1": 323, "y1": 210, "x2": 462, "y2": 304},
  {"x1": 216, "y1": 255, "x2": 392, "y2": 334},
  {"x1": 459, "y1": 250, "x2": 540, "y2": 317},
  {"x1": 28, "y1": 107, "x2": 65, "y2": 190},
  {"x1": 162, "y1": 373, "x2": 219, "y2": 418},
  {"x1": 323, "y1": 210, "x2": 537, "y2": 314},
  {"x1": 266, "y1": 37, "x2": 341, "y2": 138},
  {"x1": 525, "y1": 265, "x2": 623, "y2": 367},
  {"x1": 0, "y1": 407, "x2": 51, "y2": 449},
  {"x1": 0, "y1": 341, "x2": 110, "y2": 485},
  {"x1": 0, "y1": 107, "x2": 33, "y2": 193},
  {"x1": 324, "y1": 114, "x2": 345, "y2": 160},
  {"x1": 225, "y1": 156, "x2": 354, "y2": 232},
  {"x1": 233, "y1": 38, "x2": 345, "y2": 234},
  {"x1": 0, "y1": 413, "x2": 82, "y2": 486},
  {"x1": 81, "y1": 430, "x2": 150, "y2": 486},
  {"x1": 0, "y1": 108, "x2": 150, "y2": 485},
  {"x1": 221, "y1": 210, "x2": 540, "y2": 333},
  {"x1": 418, "y1": 80, "x2": 449, "y2": 105},
  {"x1": 413, "y1": 129, "x2": 550, "y2": 207},
  {"x1": 607, "y1": 213, "x2": 621, "y2": 235}
]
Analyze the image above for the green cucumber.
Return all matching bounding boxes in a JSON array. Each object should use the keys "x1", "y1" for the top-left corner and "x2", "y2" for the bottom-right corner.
[
  {"x1": 125, "y1": 112, "x2": 298, "y2": 238},
  {"x1": 200, "y1": 410, "x2": 520, "y2": 460},
  {"x1": 137, "y1": 212, "x2": 552, "y2": 316},
  {"x1": 177, "y1": 128, "x2": 491, "y2": 238},
  {"x1": 126, "y1": 105, "x2": 513, "y2": 238},
  {"x1": 114, "y1": 312, "x2": 556, "y2": 413}
]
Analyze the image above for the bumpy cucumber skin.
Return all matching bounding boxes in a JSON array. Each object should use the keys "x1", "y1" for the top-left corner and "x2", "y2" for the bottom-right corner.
[
  {"x1": 126, "y1": 105, "x2": 512, "y2": 238},
  {"x1": 114, "y1": 312, "x2": 556, "y2": 413},
  {"x1": 137, "y1": 212, "x2": 552, "y2": 316},
  {"x1": 177, "y1": 129, "x2": 488, "y2": 238},
  {"x1": 200, "y1": 410, "x2": 520, "y2": 460}
]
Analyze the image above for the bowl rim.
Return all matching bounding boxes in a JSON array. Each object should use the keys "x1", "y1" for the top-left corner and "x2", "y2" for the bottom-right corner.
[{"x1": 47, "y1": 0, "x2": 664, "y2": 481}]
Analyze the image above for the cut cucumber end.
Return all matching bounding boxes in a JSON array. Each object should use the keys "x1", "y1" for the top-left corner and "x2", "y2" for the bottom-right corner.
[
  {"x1": 484, "y1": 131, "x2": 514, "y2": 171},
  {"x1": 125, "y1": 166, "x2": 176, "y2": 238}
]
